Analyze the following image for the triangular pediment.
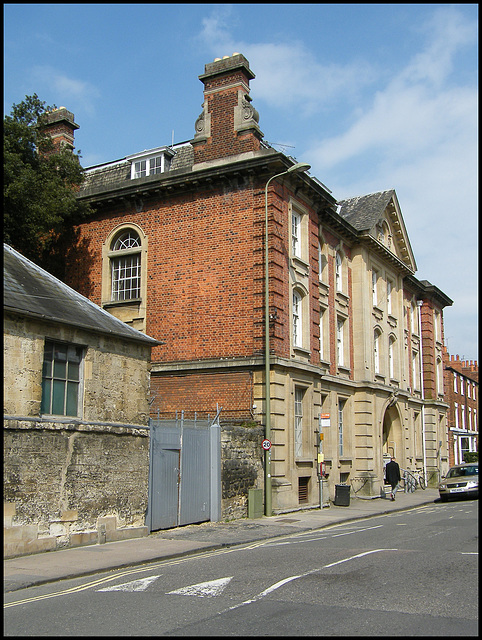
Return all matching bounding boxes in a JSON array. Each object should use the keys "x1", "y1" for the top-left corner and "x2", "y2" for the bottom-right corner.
[{"x1": 337, "y1": 189, "x2": 416, "y2": 273}]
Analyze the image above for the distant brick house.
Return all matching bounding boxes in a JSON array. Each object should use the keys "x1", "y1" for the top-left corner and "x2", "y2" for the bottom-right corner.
[
  {"x1": 60, "y1": 53, "x2": 452, "y2": 510},
  {"x1": 443, "y1": 353, "x2": 478, "y2": 468},
  {"x1": 3, "y1": 244, "x2": 160, "y2": 557}
]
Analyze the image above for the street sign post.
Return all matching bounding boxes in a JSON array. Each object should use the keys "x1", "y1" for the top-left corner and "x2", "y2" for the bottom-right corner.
[{"x1": 318, "y1": 414, "x2": 330, "y2": 508}]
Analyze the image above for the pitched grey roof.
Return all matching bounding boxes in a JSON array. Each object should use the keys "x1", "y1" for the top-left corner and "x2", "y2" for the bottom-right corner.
[
  {"x1": 337, "y1": 189, "x2": 396, "y2": 231},
  {"x1": 3, "y1": 244, "x2": 160, "y2": 346},
  {"x1": 80, "y1": 143, "x2": 194, "y2": 196}
]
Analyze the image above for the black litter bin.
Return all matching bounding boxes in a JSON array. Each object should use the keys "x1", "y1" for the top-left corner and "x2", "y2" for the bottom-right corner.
[{"x1": 334, "y1": 484, "x2": 350, "y2": 506}]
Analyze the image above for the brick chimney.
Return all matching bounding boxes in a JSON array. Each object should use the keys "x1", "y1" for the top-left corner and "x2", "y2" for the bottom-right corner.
[
  {"x1": 192, "y1": 54, "x2": 263, "y2": 164},
  {"x1": 41, "y1": 107, "x2": 79, "y2": 154}
]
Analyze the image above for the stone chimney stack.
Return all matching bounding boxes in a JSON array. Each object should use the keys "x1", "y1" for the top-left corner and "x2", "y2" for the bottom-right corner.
[
  {"x1": 192, "y1": 54, "x2": 263, "y2": 164},
  {"x1": 41, "y1": 107, "x2": 79, "y2": 154}
]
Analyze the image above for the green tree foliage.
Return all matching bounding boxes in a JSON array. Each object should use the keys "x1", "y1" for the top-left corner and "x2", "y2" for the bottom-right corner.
[{"x1": 3, "y1": 94, "x2": 91, "y2": 276}]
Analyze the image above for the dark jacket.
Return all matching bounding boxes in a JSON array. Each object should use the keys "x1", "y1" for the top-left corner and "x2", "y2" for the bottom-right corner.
[{"x1": 385, "y1": 460, "x2": 401, "y2": 487}]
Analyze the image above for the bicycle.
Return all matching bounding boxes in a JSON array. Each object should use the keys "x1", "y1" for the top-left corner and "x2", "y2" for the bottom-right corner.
[{"x1": 402, "y1": 468, "x2": 426, "y2": 492}]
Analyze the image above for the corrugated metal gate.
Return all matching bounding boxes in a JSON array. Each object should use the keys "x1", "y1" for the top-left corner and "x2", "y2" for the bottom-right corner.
[{"x1": 147, "y1": 411, "x2": 221, "y2": 532}]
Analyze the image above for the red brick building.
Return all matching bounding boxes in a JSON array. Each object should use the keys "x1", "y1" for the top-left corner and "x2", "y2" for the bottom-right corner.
[
  {"x1": 443, "y1": 353, "x2": 478, "y2": 467},
  {"x1": 60, "y1": 54, "x2": 453, "y2": 510}
]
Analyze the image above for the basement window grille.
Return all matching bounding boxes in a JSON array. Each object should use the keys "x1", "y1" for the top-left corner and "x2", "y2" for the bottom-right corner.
[{"x1": 298, "y1": 476, "x2": 310, "y2": 504}]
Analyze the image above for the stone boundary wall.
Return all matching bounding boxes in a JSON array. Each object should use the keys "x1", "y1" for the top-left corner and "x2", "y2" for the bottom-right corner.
[
  {"x1": 220, "y1": 421, "x2": 265, "y2": 519},
  {"x1": 4, "y1": 418, "x2": 149, "y2": 557},
  {"x1": 4, "y1": 418, "x2": 265, "y2": 557}
]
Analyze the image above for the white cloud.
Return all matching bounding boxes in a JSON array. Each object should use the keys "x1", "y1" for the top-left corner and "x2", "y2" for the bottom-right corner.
[
  {"x1": 198, "y1": 8, "x2": 375, "y2": 115},
  {"x1": 400, "y1": 6, "x2": 477, "y2": 88},
  {"x1": 31, "y1": 65, "x2": 100, "y2": 115}
]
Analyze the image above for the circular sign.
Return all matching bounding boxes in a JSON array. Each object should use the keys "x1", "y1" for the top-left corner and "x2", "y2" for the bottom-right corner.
[{"x1": 262, "y1": 439, "x2": 272, "y2": 451}]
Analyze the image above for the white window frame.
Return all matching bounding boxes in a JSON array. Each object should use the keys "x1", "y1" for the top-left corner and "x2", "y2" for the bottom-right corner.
[
  {"x1": 372, "y1": 269, "x2": 378, "y2": 307},
  {"x1": 294, "y1": 387, "x2": 304, "y2": 458},
  {"x1": 434, "y1": 310, "x2": 440, "y2": 342},
  {"x1": 412, "y1": 349, "x2": 419, "y2": 390},
  {"x1": 387, "y1": 279, "x2": 393, "y2": 315},
  {"x1": 292, "y1": 291, "x2": 302, "y2": 348},
  {"x1": 374, "y1": 329, "x2": 381, "y2": 374},
  {"x1": 411, "y1": 303, "x2": 419, "y2": 335},
  {"x1": 318, "y1": 238, "x2": 328, "y2": 283},
  {"x1": 110, "y1": 230, "x2": 142, "y2": 301},
  {"x1": 436, "y1": 358, "x2": 443, "y2": 395},
  {"x1": 389, "y1": 336, "x2": 395, "y2": 379},
  {"x1": 454, "y1": 402, "x2": 459, "y2": 429},
  {"x1": 335, "y1": 252, "x2": 343, "y2": 292},
  {"x1": 338, "y1": 398, "x2": 346, "y2": 457},
  {"x1": 319, "y1": 307, "x2": 325, "y2": 360},
  {"x1": 337, "y1": 317, "x2": 345, "y2": 367},
  {"x1": 291, "y1": 210, "x2": 301, "y2": 258},
  {"x1": 128, "y1": 147, "x2": 173, "y2": 180}
]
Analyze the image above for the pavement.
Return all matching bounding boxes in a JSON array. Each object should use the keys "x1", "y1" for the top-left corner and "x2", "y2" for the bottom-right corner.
[{"x1": 4, "y1": 488, "x2": 440, "y2": 594}]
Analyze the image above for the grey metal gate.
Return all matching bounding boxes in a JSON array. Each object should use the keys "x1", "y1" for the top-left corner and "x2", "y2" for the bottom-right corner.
[{"x1": 147, "y1": 410, "x2": 221, "y2": 532}]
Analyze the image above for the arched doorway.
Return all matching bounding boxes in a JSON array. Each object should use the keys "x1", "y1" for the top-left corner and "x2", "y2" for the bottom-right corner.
[{"x1": 382, "y1": 404, "x2": 403, "y2": 462}]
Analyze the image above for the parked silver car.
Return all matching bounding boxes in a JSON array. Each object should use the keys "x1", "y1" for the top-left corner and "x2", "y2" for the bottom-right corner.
[{"x1": 439, "y1": 463, "x2": 478, "y2": 501}]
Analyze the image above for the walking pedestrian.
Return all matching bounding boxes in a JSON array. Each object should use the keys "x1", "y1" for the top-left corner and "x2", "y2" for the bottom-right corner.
[{"x1": 385, "y1": 457, "x2": 401, "y2": 501}]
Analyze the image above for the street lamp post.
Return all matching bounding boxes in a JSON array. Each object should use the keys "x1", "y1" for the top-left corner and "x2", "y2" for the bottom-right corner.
[{"x1": 264, "y1": 161, "x2": 311, "y2": 516}]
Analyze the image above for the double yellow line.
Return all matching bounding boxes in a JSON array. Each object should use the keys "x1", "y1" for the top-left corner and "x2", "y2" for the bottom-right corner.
[{"x1": 4, "y1": 545, "x2": 250, "y2": 609}]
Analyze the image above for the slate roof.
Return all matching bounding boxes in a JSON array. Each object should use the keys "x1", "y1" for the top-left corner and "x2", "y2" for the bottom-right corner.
[
  {"x1": 337, "y1": 189, "x2": 396, "y2": 231},
  {"x1": 80, "y1": 142, "x2": 194, "y2": 196},
  {"x1": 3, "y1": 244, "x2": 160, "y2": 346}
]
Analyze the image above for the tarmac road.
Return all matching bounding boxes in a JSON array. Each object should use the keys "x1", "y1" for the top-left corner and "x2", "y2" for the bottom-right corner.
[{"x1": 4, "y1": 496, "x2": 478, "y2": 637}]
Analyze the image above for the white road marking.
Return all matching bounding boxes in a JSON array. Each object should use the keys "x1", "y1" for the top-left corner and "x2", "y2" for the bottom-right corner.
[
  {"x1": 323, "y1": 549, "x2": 397, "y2": 568},
  {"x1": 168, "y1": 577, "x2": 233, "y2": 597},
  {"x1": 332, "y1": 524, "x2": 383, "y2": 537},
  {"x1": 229, "y1": 548, "x2": 397, "y2": 610},
  {"x1": 266, "y1": 523, "x2": 384, "y2": 547},
  {"x1": 97, "y1": 575, "x2": 161, "y2": 592}
]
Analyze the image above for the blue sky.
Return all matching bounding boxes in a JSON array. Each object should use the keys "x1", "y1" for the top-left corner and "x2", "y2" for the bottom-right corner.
[{"x1": 4, "y1": 3, "x2": 478, "y2": 361}]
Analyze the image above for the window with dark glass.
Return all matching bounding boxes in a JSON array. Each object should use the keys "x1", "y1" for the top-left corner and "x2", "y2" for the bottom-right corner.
[{"x1": 41, "y1": 341, "x2": 83, "y2": 416}]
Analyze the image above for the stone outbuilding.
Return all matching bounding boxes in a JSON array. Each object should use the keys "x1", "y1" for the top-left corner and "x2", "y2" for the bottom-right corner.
[{"x1": 3, "y1": 243, "x2": 160, "y2": 557}]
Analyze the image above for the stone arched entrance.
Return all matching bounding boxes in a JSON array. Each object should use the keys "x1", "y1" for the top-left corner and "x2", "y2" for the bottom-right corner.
[{"x1": 382, "y1": 404, "x2": 403, "y2": 462}]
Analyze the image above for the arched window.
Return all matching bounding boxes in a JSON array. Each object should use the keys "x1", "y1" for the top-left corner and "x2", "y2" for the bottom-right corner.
[
  {"x1": 110, "y1": 229, "x2": 141, "y2": 301},
  {"x1": 374, "y1": 328, "x2": 382, "y2": 374},
  {"x1": 389, "y1": 335, "x2": 396, "y2": 379}
]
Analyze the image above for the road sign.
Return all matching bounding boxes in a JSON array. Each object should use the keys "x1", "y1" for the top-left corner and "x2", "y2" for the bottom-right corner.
[
  {"x1": 262, "y1": 439, "x2": 272, "y2": 451},
  {"x1": 319, "y1": 413, "x2": 330, "y2": 428}
]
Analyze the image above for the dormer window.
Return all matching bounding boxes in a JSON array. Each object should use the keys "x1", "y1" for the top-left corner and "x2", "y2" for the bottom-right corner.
[{"x1": 127, "y1": 147, "x2": 174, "y2": 180}]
